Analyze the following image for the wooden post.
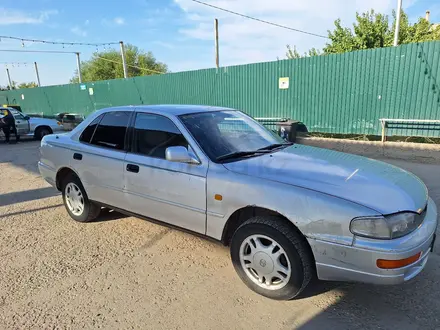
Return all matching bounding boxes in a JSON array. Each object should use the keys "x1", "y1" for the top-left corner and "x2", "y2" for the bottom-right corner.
[
  {"x1": 6, "y1": 68, "x2": 13, "y2": 89},
  {"x1": 381, "y1": 120, "x2": 386, "y2": 143},
  {"x1": 214, "y1": 19, "x2": 219, "y2": 68},
  {"x1": 34, "y1": 62, "x2": 41, "y2": 87}
]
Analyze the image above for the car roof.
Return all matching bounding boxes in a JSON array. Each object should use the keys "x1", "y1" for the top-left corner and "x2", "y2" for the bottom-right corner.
[
  {"x1": 0, "y1": 107, "x2": 17, "y2": 114},
  {"x1": 104, "y1": 104, "x2": 235, "y2": 116}
]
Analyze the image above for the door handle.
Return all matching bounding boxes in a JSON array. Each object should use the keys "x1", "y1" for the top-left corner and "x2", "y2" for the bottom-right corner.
[
  {"x1": 126, "y1": 164, "x2": 139, "y2": 173},
  {"x1": 73, "y1": 153, "x2": 83, "y2": 160}
]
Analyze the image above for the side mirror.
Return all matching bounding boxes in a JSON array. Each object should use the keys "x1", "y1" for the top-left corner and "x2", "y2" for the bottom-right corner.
[
  {"x1": 24, "y1": 116, "x2": 30, "y2": 120},
  {"x1": 165, "y1": 146, "x2": 200, "y2": 165}
]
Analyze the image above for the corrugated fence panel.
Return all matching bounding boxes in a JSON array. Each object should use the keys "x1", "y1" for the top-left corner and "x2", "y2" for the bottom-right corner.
[{"x1": 1, "y1": 41, "x2": 439, "y2": 137}]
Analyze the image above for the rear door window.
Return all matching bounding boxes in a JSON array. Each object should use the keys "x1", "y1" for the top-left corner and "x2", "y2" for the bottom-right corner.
[{"x1": 89, "y1": 112, "x2": 130, "y2": 150}]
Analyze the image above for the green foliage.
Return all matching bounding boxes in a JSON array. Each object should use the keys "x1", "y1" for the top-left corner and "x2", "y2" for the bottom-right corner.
[
  {"x1": 286, "y1": 45, "x2": 321, "y2": 59},
  {"x1": 286, "y1": 9, "x2": 440, "y2": 59},
  {"x1": 0, "y1": 81, "x2": 17, "y2": 90},
  {"x1": 17, "y1": 82, "x2": 38, "y2": 89},
  {"x1": 71, "y1": 44, "x2": 168, "y2": 83}
]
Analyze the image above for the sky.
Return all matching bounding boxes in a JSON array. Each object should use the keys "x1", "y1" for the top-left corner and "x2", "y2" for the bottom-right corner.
[{"x1": 0, "y1": 0, "x2": 439, "y2": 87}]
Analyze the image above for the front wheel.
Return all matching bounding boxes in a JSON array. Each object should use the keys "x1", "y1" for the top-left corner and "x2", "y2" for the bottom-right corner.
[
  {"x1": 61, "y1": 173, "x2": 100, "y2": 222},
  {"x1": 230, "y1": 216, "x2": 314, "y2": 300}
]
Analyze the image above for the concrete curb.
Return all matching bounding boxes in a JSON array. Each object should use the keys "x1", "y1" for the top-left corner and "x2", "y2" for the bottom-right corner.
[{"x1": 296, "y1": 137, "x2": 440, "y2": 164}]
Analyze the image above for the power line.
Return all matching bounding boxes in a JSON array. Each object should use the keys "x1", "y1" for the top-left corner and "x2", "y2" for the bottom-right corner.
[
  {"x1": 190, "y1": 0, "x2": 329, "y2": 39},
  {"x1": 0, "y1": 62, "x2": 32, "y2": 65},
  {"x1": 95, "y1": 56, "x2": 165, "y2": 74},
  {"x1": 0, "y1": 49, "x2": 79, "y2": 54},
  {"x1": 0, "y1": 35, "x2": 119, "y2": 47}
]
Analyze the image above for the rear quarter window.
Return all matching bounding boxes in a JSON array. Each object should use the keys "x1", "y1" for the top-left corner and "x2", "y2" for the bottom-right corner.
[{"x1": 79, "y1": 114, "x2": 103, "y2": 143}]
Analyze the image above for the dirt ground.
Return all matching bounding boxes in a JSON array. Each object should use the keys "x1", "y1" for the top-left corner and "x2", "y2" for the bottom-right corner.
[{"x1": 0, "y1": 140, "x2": 439, "y2": 330}]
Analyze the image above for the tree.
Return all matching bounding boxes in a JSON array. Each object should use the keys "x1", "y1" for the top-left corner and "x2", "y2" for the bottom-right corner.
[
  {"x1": 0, "y1": 81, "x2": 17, "y2": 90},
  {"x1": 70, "y1": 44, "x2": 168, "y2": 83},
  {"x1": 286, "y1": 9, "x2": 440, "y2": 58},
  {"x1": 286, "y1": 45, "x2": 321, "y2": 59},
  {"x1": 325, "y1": 10, "x2": 390, "y2": 53},
  {"x1": 17, "y1": 82, "x2": 38, "y2": 89}
]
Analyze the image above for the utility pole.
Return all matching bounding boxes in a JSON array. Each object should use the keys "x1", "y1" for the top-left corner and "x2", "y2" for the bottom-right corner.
[
  {"x1": 6, "y1": 68, "x2": 13, "y2": 89},
  {"x1": 76, "y1": 52, "x2": 82, "y2": 83},
  {"x1": 393, "y1": 0, "x2": 402, "y2": 46},
  {"x1": 34, "y1": 62, "x2": 41, "y2": 87},
  {"x1": 214, "y1": 19, "x2": 219, "y2": 68},
  {"x1": 120, "y1": 41, "x2": 128, "y2": 78}
]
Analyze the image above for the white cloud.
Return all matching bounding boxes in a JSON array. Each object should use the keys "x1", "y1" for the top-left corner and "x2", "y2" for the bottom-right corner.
[
  {"x1": 71, "y1": 26, "x2": 87, "y2": 37},
  {"x1": 102, "y1": 17, "x2": 126, "y2": 27},
  {"x1": 153, "y1": 41, "x2": 175, "y2": 49},
  {"x1": 0, "y1": 8, "x2": 58, "y2": 25},
  {"x1": 173, "y1": 0, "x2": 419, "y2": 69},
  {"x1": 114, "y1": 17, "x2": 125, "y2": 25}
]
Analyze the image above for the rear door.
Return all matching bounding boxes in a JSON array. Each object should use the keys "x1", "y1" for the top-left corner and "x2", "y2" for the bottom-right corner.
[{"x1": 72, "y1": 111, "x2": 131, "y2": 209}]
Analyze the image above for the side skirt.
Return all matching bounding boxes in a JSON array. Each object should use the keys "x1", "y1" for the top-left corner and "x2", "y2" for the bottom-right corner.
[{"x1": 91, "y1": 200, "x2": 224, "y2": 246}]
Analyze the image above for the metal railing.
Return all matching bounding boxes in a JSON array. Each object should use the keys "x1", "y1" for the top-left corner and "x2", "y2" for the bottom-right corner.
[{"x1": 379, "y1": 118, "x2": 440, "y2": 142}]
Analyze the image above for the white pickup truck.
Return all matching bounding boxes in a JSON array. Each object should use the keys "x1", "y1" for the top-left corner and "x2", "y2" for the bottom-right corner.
[{"x1": 0, "y1": 108, "x2": 64, "y2": 140}]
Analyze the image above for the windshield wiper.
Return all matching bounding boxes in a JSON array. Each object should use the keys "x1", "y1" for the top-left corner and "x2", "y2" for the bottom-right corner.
[
  {"x1": 257, "y1": 142, "x2": 293, "y2": 151},
  {"x1": 216, "y1": 150, "x2": 270, "y2": 162}
]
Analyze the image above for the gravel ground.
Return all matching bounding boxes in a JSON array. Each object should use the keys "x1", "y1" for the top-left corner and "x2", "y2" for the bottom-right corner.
[{"x1": 0, "y1": 140, "x2": 439, "y2": 330}]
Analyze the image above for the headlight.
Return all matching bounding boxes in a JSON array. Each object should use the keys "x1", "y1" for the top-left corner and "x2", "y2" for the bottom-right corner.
[{"x1": 350, "y1": 212, "x2": 424, "y2": 239}]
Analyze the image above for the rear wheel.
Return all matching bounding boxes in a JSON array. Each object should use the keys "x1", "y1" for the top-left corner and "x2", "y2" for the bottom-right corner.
[
  {"x1": 35, "y1": 127, "x2": 52, "y2": 140},
  {"x1": 61, "y1": 173, "x2": 100, "y2": 222},
  {"x1": 230, "y1": 216, "x2": 314, "y2": 300}
]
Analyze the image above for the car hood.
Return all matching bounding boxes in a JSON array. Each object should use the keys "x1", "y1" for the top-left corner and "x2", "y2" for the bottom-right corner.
[{"x1": 223, "y1": 145, "x2": 428, "y2": 214}]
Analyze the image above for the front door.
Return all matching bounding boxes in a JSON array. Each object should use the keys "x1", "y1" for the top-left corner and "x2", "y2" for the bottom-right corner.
[
  {"x1": 13, "y1": 111, "x2": 30, "y2": 135},
  {"x1": 123, "y1": 112, "x2": 208, "y2": 234}
]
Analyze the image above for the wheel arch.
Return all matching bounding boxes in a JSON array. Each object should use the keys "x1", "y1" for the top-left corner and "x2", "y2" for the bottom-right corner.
[
  {"x1": 221, "y1": 206, "x2": 309, "y2": 246},
  {"x1": 34, "y1": 125, "x2": 53, "y2": 138},
  {"x1": 55, "y1": 166, "x2": 80, "y2": 191},
  {"x1": 222, "y1": 206, "x2": 317, "y2": 281}
]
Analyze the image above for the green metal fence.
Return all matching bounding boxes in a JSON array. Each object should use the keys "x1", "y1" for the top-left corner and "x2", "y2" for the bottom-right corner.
[{"x1": 1, "y1": 41, "x2": 439, "y2": 137}]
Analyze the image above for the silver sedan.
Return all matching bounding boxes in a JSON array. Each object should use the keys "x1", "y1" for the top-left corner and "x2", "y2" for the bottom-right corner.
[{"x1": 38, "y1": 105, "x2": 438, "y2": 300}]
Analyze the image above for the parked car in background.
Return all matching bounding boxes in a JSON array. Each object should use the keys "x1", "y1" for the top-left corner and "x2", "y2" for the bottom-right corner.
[
  {"x1": 55, "y1": 113, "x2": 85, "y2": 131},
  {"x1": 38, "y1": 105, "x2": 438, "y2": 300},
  {"x1": 0, "y1": 108, "x2": 64, "y2": 140},
  {"x1": 2, "y1": 104, "x2": 22, "y2": 112}
]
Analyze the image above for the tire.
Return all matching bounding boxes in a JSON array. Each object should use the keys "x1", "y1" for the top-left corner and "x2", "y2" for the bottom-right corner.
[
  {"x1": 61, "y1": 173, "x2": 101, "y2": 222},
  {"x1": 230, "y1": 216, "x2": 314, "y2": 300},
  {"x1": 35, "y1": 127, "x2": 52, "y2": 140}
]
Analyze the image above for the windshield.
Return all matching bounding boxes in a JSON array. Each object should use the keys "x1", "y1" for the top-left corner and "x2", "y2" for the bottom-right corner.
[{"x1": 179, "y1": 110, "x2": 286, "y2": 162}]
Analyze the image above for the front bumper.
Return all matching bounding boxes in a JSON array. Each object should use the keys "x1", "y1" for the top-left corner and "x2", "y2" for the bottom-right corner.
[{"x1": 309, "y1": 197, "x2": 438, "y2": 285}]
